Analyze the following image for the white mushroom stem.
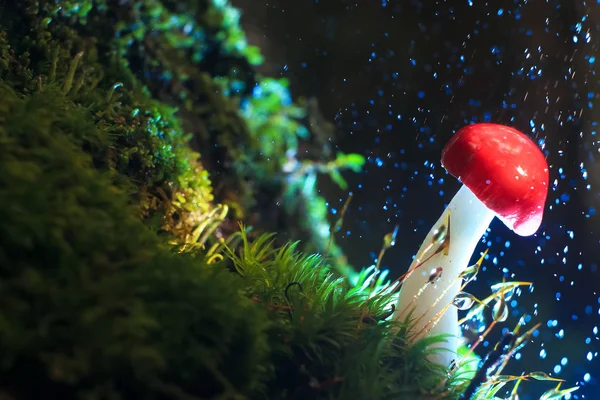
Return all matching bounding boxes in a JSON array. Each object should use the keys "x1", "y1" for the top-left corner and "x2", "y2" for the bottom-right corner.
[{"x1": 393, "y1": 185, "x2": 496, "y2": 367}]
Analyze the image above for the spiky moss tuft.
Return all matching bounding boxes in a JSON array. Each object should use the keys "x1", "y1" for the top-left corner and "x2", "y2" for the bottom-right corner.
[{"x1": 226, "y1": 234, "x2": 476, "y2": 399}]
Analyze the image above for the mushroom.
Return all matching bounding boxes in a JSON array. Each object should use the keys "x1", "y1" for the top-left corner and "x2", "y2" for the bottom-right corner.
[{"x1": 393, "y1": 123, "x2": 549, "y2": 367}]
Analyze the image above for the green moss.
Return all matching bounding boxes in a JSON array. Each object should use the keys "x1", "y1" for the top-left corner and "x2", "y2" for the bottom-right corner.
[
  {"x1": 0, "y1": 99, "x2": 464, "y2": 395},
  {"x1": 8, "y1": 0, "x2": 363, "y2": 274},
  {"x1": 226, "y1": 234, "x2": 472, "y2": 400},
  {"x1": 0, "y1": 80, "x2": 473, "y2": 400},
  {"x1": 0, "y1": 7, "x2": 220, "y2": 243},
  {"x1": 0, "y1": 84, "x2": 270, "y2": 399}
]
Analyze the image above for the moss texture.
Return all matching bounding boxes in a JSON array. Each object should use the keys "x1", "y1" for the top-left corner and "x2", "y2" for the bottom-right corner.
[
  {"x1": 0, "y1": 82, "x2": 270, "y2": 399},
  {"x1": 0, "y1": 80, "x2": 463, "y2": 399}
]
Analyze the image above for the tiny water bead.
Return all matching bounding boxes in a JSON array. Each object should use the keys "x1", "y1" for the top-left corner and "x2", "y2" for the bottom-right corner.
[
  {"x1": 431, "y1": 224, "x2": 448, "y2": 244},
  {"x1": 453, "y1": 292, "x2": 475, "y2": 310},
  {"x1": 427, "y1": 266, "x2": 443, "y2": 284},
  {"x1": 492, "y1": 298, "x2": 509, "y2": 323}
]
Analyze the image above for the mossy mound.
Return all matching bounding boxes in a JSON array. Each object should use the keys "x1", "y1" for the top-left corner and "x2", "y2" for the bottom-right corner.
[
  {"x1": 0, "y1": 83, "x2": 467, "y2": 399},
  {"x1": 0, "y1": 83, "x2": 271, "y2": 399}
]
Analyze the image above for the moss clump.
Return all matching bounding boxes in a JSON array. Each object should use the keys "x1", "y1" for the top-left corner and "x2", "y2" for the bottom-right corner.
[
  {"x1": 0, "y1": 8, "x2": 221, "y2": 244},
  {"x1": 0, "y1": 84, "x2": 270, "y2": 399}
]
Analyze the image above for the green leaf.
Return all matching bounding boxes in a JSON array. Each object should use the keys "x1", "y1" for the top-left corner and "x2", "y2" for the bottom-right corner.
[
  {"x1": 329, "y1": 169, "x2": 348, "y2": 190},
  {"x1": 335, "y1": 152, "x2": 366, "y2": 172},
  {"x1": 245, "y1": 45, "x2": 264, "y2": 66}
]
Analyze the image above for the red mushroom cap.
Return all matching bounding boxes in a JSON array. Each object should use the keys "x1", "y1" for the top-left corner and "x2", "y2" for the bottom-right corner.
[{"x1": 441, "y1": 123, "x2": 549, "y2": 237}]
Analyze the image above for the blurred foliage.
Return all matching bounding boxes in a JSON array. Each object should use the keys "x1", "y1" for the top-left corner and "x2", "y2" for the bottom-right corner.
[
  {"x1": 100, "y1": 0, "x2": 363, "y2": 272},
  {"x1": 0, "y1": 0, "x2": 366, "y2": 272}
]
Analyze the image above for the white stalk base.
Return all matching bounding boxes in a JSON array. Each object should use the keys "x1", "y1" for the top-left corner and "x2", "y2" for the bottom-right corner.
[{"x1": 393, "y1": 185, "x2": 495, "y2": 367}]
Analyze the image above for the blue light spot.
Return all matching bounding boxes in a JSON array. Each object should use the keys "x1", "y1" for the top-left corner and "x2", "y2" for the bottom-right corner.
[
  {"x1": 554, "y1": 365, "x2": 562, "y2": 374},
  {"x1": 561, "y1": 357, "x2": 568, "y2": 366}
]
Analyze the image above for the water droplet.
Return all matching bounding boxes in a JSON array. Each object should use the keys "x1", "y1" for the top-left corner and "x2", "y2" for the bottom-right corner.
[
  {"x1": 453, "y1": 292, "x2": 475, "y2": 310},
  {"x1": 431, "y1": 224, "x2": 447, "y2": 245},
  {"x1": 460, "y1": 264, "x2": 479, "y2": 284},
  {"x1": 427, "y1": 267, "x2": 443, "y2": 284},
  {"x1": 492, "y1": 299, "x2": 509, "y2": 322}
]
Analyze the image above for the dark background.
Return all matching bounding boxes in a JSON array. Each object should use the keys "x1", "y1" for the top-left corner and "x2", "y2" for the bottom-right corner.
[{"x1": 232, "y1": 0, "x2": 599, "y2": 398}]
